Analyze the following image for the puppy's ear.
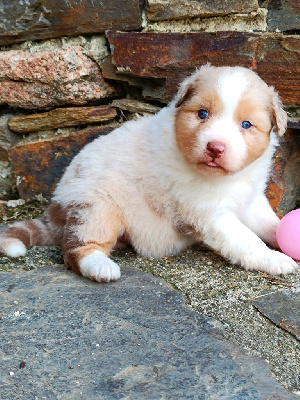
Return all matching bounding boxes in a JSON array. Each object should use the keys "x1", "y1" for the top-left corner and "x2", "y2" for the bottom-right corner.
[
  {"x1": 174, "y1": 65, "x2": 213, "y2": 108},
  {"x1": 270, "y1": 88, "x2": 287, "y2": 136},
  {"x1": 174, "y1": 82, "x2": 195, "y2": 108}
]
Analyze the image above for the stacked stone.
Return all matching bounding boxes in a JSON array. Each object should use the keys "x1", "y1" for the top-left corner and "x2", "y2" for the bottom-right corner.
[{"x1": 0, "y1": 0, "x2": 299, "y2": 215}]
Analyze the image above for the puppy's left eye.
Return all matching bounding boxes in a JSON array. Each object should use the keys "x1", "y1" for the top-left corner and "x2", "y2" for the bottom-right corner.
[{"x1": 241, "y1": 120, "x2": 252, "y2": 129}]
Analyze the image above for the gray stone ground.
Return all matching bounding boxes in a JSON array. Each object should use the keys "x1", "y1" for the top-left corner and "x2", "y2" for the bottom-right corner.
[{"x1": 0, "y1": 231, "x2": 299, "y2": 398}]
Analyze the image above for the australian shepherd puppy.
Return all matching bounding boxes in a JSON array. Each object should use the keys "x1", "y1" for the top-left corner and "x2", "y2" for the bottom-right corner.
[{"x1": 0, "y1": 65, "x2": 298, "y2": 281}]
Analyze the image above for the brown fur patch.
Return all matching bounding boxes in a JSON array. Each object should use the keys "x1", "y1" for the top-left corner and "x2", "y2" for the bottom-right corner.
[
  {"x1": 77, "y1": 241, "x2": 112, "y2": 259},
  {"x1": 234, "y1": 97, "x2": 271, "y2": 166},
  {"x1": 45, "y1": 201, "x2": 89, "y2": 228},
  {"x1": 177, "y1": 85, "x2": 224, "y2": 115},
  {"x1": 5, "y1": 226, "x2": 31, "y2": 248},
  {"x1": 175, "y1": 109, "x2": 200, "y2": 165},
  {"x1": 175, "y1": 222, "x2": 198, "y2": 237},
  {"x1": 144, "y1": 194, "x2": 165, "y2": 218},
  {"x1": 47, "y1": 202, "x2": 67, "y2": 227},
  {"x1": 61, "y1": 203, "x2": 125, "y2": 276},
  {"x1": 62, "y1": 238, "x2": 82, "y2": 275},
  {"x1": 175, "y1": 86, "x2": 195, "y2": 108},
  {"x1": 26, "y1": 220, "x2": 43, "y2": 246},
  {"x1": 5, "y1": 220, "x2": 42, "y2": 248},
  {"x1": 270, "y1": 89, "x2": 287, "y2": 136},
  {"x1": 175, "y1": 86, "x2": 224, "y2": 167}
]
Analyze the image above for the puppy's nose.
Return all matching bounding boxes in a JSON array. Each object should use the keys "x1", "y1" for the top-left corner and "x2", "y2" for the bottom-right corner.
[{"x1": 206, "y1": 142, "x2": 225, "y2": 158}]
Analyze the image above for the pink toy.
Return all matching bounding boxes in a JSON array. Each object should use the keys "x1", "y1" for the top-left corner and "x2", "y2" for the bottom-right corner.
[{"x1": 276, "y1": 209, "x2": 300, "y2": 260}]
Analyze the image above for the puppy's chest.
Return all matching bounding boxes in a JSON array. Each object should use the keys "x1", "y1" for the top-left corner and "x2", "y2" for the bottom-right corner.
[
  {"x1": 137, "y1": 191, "x2": 200, "y2": 249},
  {"x1": 141, "y1": 178, "x2": 253, "y2": 228},
  {"x1": 142, "y1": 188, "x2": 203, "y2": 232}
]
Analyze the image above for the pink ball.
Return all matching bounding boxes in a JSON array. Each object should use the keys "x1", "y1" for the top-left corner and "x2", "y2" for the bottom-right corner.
[{"x1": 276, "y1": 209, "x2": 300, "y2": 260}]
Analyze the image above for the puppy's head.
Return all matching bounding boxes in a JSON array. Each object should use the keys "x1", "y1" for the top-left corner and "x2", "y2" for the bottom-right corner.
[{"x1": 174, "y1": 64, "x2": 287, "y2": 176}]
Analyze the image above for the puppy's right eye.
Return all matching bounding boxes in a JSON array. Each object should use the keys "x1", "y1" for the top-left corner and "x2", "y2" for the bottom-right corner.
[{"x1": 198, "y1": 109, "x2": 209, "y2": 120}]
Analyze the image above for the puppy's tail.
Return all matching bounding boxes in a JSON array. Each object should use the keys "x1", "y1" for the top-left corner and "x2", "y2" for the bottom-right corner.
[{"x1": 0, "y1": 206, "x2": 61, "y2": 258}]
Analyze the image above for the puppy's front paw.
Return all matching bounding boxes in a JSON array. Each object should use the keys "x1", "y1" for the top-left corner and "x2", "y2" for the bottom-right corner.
[
  {"x1": 79, "y1": 250, "x2": 121, "y2": 282},
  {"x1": 244, "y1": 250, "x2": 298, "y2": 275}
]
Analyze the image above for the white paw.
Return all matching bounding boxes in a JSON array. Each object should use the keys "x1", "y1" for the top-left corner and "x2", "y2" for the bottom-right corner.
[
  {"x1": 0, "y1": 238, "x2": 27, "y2": 257},
  {"x1": 244, "y1": 250, "x2": 298, "y2": 275},
  {"x1": 79, "y1": 250, "x2": 121, "y2": 282}
]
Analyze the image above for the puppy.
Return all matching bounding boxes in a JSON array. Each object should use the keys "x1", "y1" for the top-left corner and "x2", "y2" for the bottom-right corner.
[{"x1": 0, "y1": 65, "x2": 298, "y2": 281}]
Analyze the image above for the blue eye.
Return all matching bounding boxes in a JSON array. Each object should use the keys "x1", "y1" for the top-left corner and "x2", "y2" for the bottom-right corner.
[
  {"x1": 198, "y1": 109, "x2": 208, "y2": 120},
  {"x1": 241, "y1": 120, "x2": 252, "y2": 129}
]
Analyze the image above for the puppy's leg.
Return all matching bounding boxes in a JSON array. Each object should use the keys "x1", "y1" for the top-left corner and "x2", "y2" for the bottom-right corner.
[
  {"x1": 241, "y1": 194, "x2": 280, "y2": 248},
  {"x1": 62, "y1": 203, "x2": 124, "y2": 282},
  {"x1": 202, "y1": 213, "x2": 298, "y2": 275}
]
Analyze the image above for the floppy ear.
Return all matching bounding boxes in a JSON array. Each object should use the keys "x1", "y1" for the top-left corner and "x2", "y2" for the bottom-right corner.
[
  {"x1": 270, "y1": 88, "x2": 287, "y2": 136},
  {"x1": 174, "y1": 64, "x2": 214, "y2": 108},
  {"x1": 174, "y1": 79, "x2": 196, "y2": 108}
]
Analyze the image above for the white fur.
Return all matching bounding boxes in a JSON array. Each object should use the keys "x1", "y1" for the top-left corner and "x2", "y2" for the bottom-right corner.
[
  {"x1": 1, "y1": 239, "x2": 27, "y2": 257},
  {"x1": 79, "y1": 250, "x2": 121, "y2": 282},
  {"x1": 218, "y1": 69, "x2": 249, "y2": 116}
]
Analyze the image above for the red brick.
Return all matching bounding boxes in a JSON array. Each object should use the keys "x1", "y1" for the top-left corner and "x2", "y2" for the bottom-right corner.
[
  {"x1": 107, "y1": 31, "x2": 300, "y2": 106},
  {"x1": 0, "y1": 0, "x2": 142, "y2": 45},
  {"x1": 256, "y1": 37, "x2": 300, "y2": 107},
  {"x1": 267, "y1": 130, "x2": 300, "y2": 216},
  {"x1": 0, "y1": 47, "x2": 117, "y2": 109},
  {"x1": 147, "y1": 0, "x2": 258, "y2": 21}
]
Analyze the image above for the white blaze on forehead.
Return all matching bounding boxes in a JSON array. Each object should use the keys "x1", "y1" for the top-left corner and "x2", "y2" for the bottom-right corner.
[{"x1": 218, "y1": 70, "x2": 250, "y2": 115}]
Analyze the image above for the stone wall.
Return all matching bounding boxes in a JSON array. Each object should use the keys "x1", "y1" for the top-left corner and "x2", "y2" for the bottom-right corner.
[{"x1": 0, "y1": 0, "x2": 299, "y2": 215}]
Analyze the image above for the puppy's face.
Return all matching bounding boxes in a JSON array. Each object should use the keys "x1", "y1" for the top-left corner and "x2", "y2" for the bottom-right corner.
[{"x1": 174, "y1": 66, "x2": 287, "y2": 175}]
